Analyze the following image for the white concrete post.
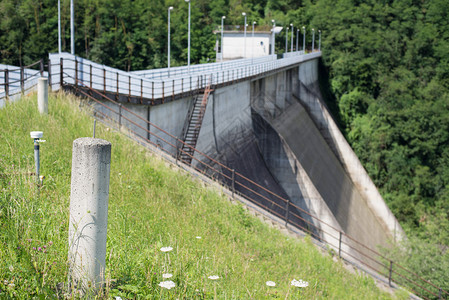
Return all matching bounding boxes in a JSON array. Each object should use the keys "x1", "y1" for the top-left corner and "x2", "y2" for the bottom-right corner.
[
  {"x1": 38, "y1": 78, "x2": 48, "y2": 114},
  {"x1": 68, "y1": 138, "x2": 111, "y2": 293}
]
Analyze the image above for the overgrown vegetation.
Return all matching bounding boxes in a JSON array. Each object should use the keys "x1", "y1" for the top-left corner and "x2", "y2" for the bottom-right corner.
[{"x1": 0, "y1": 94, "x2": 397, "y2": 298}]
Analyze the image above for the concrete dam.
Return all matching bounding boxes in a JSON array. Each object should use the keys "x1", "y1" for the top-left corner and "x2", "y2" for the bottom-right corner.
[{"x1": 50, "y1": 52, "x2": 403, "y2": 268}]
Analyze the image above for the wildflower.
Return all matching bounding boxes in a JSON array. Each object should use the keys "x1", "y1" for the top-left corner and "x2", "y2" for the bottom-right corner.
[
  {"x1": 115, "y1": 297, "x2": 123, "y2": 300},
  {"x1": 266, "y1": 281, "x2": 276, "y2": 287},
  {"x1": 196, "y1": 236, "x2": 201, "y2": 239},
  {"x1": 8, "y1": 283, "x2": 15, "y2": 288},
  {"x1": 291, "y1": 279, "x2": 309, "y2": 288},
  {"x1": 33, "y1": 247, "x2": 36, "y2": 251},
  {"x1": 160, "y1": 246, "x2": 173, "y2": 252},
  {"x1": 162, "y1": 273, "x2": 173, "y2": 279},
  {"x1": 48, "y1": 241, "x2": 53, "y2": 246},
  {"x1": 38, "y1": 247, "x2": 42, "y2": 252},
  {"x1": 158, "y1": 280, "x2": 176, "y2": 289},
  {"x1": 9, "y1": 266, "x2": 14, "y2": 272},
  {"x1": 208, "y1": 275, "x2": 219, "y2": 280}
]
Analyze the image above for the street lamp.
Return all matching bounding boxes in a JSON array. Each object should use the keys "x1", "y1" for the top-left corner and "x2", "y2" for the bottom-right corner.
[
  {"x1": 290, "y1": 24, "x2": 293, "y2": 53},
  {"x1": 70, "y1": 0, "x2": 74, "y2": 55},
  {"x1": 221, "y1": 16, "x2": 226, "y2": 63},
  {"x1": 302, "y1": 26, "x2": 305, "y2": 53},
  {"x1": 242, "y1": 12, "x2": 247, "y2": 58},
  {"x1": 271, "y1": 19, "x2": 275, "y2": 56},
  {"x1": 296, "y1": 29, "x2": 299, "y2": 52},
  {"x1": 58, "y1": 0, "x2": 61, "y2": 53},
  {"x1": 185, "y1": 0, "x2": 191, "y2": 72},
  {"x1": 252, "y1": 21, "x2": 256, "y2": 61},
  {"x1": 312, "y1": 28, "x2": 315, "y2": 52},
  {"x1": 319, "y1": 30, "x2": 321, "y2": 51},
  {"x1": 168, "y1": 6, "x2": 173, "y2": 76},
  {"x1": 285, "y1": 26, "x2": 288, "y2": 54}
]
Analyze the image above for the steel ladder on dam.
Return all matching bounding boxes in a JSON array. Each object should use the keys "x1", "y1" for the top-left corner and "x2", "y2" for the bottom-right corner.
[{"x1": 178, "y1": 83, "x2": 213, "y2": 164}]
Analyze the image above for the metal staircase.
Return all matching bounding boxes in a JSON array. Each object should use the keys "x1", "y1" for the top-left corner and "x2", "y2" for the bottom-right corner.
[{"x1": 178, "y1": 83, "x2": 213, "y2": 164}]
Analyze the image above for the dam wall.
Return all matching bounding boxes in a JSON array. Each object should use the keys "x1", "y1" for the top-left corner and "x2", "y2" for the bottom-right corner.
[{"x1": 90, "y1": 57, "x2": 402, "y2": 259}]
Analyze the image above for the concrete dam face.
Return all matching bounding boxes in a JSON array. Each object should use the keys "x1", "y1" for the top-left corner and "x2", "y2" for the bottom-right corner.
[
  {"x1": 93, "y1": 57, "x2": 403, "y2": 261},
  {"x1": 192, "y1": 59, "x2": 402, "y2": 252}
]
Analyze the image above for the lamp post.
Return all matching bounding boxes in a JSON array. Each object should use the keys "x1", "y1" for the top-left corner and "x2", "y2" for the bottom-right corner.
[
  {"x1": 302, "y1": 26, "x2": 305, "y2": 53},
  {"x1": 312, "y1": 28, "x2": 315, "y2": 52},
  {"x1": 185, "y1": 0, "x2": 191, "y2": 72},
  {"x1": 252, "y1": 21, "x2": 256, "y2": 61},
  {"x1": 221, "y1": 16, "x2": 226, "y2": 63},
  {"x1": 242, "y1": 12, "x2": 247, "y2": 59},
  {"x1": 168, "y1": 6, "x2": 173, "y2": 77},
  {"x1": 296, "y1": 29, "x2": 299, "y2": 52},
  {"x1": 285, "y1": 26, "x2": 288, "y2": 54},
  {"x1": 290, "y1": 24, "x2": 293, "y2": 53},
  {"x1": 58, "y1": 0, "x2": 61, "y2": 53},
  {"x1": 70, "y1": 0, "x2": 74, "y2": 55},
  {"x1": 319, "y1": 30, "x2": 321, "y2": 51},
  {"x1": 271, "y1": 19, "x2": 275, "y2": 56}
]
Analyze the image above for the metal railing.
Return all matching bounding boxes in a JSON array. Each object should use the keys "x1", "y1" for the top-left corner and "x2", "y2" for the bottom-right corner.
[
  {"x1": 49, "y1": 51, "x2": 320, "y2": 104},
  {"x1": 0, "y1": 60, "x2": 47, "y2": 103},
  {"x1": 131, "y1": 55, "x2": 277, "y2": 79},
  {"x1": 63, "y1": 72, "x2": 448, "y2": 300}
]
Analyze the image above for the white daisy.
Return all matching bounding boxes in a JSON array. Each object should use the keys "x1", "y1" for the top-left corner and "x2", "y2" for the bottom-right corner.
[
  {"x1": 291, "y1": 279, "x2": 309, "y2": 288},
  {"x1": 208, "y1": 275, "x2": 220, "y2": 280},
  {"x1": 158, "y1": 280, "x2": 176, "y2": 289},
  {"x1": 266, "y1": 281, "x2": 276, "y2": 287},
  {"x1": 160, "y1": 246, "x2": 173, "y2": 252}
]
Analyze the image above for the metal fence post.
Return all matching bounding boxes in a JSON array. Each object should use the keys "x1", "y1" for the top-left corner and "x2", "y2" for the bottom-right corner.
[
  {"x1": 389, "y1": 260, "x2": 393, "y2": 287},
  {"x1": 181, "y1": 78, "x2": 184, "y2": 94},
  {"x1": 152, "y1": 82, "x2": 154, "y2": 104},
  {"x1": 40, "y1": 59, "x2": 44, "y2": 76},
  {"x1": 118, "y1": 103, "x2": 122, "y2": 128},
  {"x1": 140, "y1": 79, "x2": 143, "y2": 104},
  {"x1": 162, "y1": 81, "x2": 165, "y2": 103},
  {"x1": 48, "y1": 63, "x2": 52, "y2": 89},
  {"x1": 90, "y1": 65, "x2": 93, "y2": 89},
  {"x1": 338, "y1": 231, "x2": 342, "y2": 258},
  {"x1": 75, "y1": 60, "x2": 78, "y2": 88},
  {"x1": 103, "y1": 68, "x2": 106, "y2": 94},
  {"x1": 128, "y1": 75, "x2": 131, "y2": 102},
  {"x1": 147, "y1": 106, "x2": 151, "y2": 141},
  {"x1": 4, "y1": 70, "x2": 9, "y2": 97},
  {"x1": 60, "y1": 58, "x2": 64, "y2": 89},
  {"x1": 116, "y1": 72, "x2": 119, "y2": 101},
  {"x1": 285, "y1": 200, "x2": 290, "y2": 226},
  {"x1": 175, "y1": 141, "x2": 179, "y2": 165},
  {"x1": 20, "y1": 66, "x2": 24, "y2": 93},
  {"x1": 172, "y1": 79, "x2": 174, "y2": 101},
  {"x1": 231, "y1": 169, "x2": 235, "y2": 198}
]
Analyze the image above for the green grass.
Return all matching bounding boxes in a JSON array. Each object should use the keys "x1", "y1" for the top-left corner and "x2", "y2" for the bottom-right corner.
[{"x1": 0, "y1": 93, "x2": 401, "y2": 299}]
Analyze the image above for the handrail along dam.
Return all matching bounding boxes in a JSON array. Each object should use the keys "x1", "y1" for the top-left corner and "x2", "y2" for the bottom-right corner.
[{"x1": 49, "y1": 51, "x2": 404, "y2": 276}]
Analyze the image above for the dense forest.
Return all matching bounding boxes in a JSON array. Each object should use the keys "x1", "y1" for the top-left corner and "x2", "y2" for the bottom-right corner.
[{"x1": 1, "y1": 0, "x2": 449, "y2": 290}]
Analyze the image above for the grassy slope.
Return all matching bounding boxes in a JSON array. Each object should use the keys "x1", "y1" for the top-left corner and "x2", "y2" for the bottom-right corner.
[{"x1": 0, "y1": 93, "x2": 399, "y2": 299}]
